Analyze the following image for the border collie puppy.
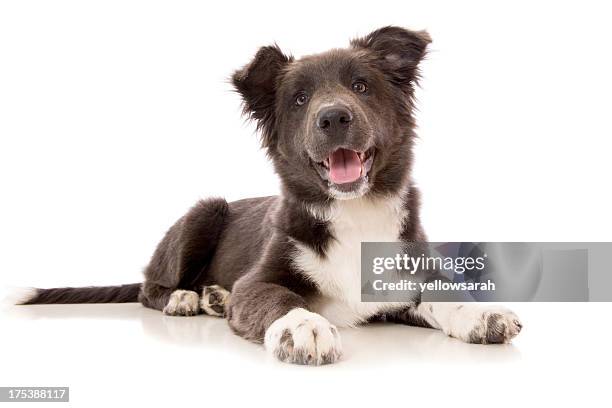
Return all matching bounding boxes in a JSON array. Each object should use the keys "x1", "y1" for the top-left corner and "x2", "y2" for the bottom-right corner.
[{"x1": 20, "y1": 26, "x2": 522, "y2": 365}]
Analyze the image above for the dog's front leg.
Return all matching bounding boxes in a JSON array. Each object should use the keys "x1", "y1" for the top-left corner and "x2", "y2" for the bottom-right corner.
[
  {"x1": 227, "y1": 280, "x2": 342, "y2": 365},
  {"x1": 419, "y1": 302, "x2": 522, "y2": 344},
  {"x1": 387, "y1": 302, "x2": 522, "y2": 344}
]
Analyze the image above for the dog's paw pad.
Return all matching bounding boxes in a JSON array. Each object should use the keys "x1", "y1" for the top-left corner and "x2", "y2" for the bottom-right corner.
[
  {"x1": 163, "y1": 290, "x2": 200, "y2": 316},
  {"x1": 469, "y1": 309, "x2": 522, "y2": 344},
  {"x1": 200, "y1": 285, "x2": 230, "y2": 317},
  {"x1": 264, "y1": 308, "x2": 342, "y2": 365}
]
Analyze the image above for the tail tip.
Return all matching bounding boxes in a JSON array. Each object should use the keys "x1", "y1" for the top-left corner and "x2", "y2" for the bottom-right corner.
[{"x1": 3, "y1": 287, "x2": 39, "y2": 306}]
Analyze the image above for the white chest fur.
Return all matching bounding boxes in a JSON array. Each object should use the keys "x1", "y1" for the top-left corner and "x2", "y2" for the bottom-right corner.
[{"x1": 293, "y1": 196, "x2": 412, "y2": 327}]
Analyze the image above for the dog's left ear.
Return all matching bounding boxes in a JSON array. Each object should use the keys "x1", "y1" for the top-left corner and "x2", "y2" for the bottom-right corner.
[
  {"x1": 232, "y1": 45, "x2": 293, "y2": 148},
  {"x1": 352, "y1": 26, "x2": 431, "y2": 90}
]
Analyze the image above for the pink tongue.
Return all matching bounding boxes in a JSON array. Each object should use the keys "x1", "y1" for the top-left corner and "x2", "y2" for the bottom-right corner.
[{"x1": 329, "y1": 149, "x2": 362, "y2": 184}]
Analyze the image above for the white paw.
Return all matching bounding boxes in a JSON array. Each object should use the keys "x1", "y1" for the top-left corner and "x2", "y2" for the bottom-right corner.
[
  {"x1": 264, "y1": 308, "x2": 342, "y2": 365},
  {"x1": 200, "y1": 285, "x2": 230, "y2": 317},
  {"x1": 447, "y1": 305, "x2": 522, "y2": 344},
  {"x1": 469, "y1": 307, "x2": 522, "y2": 344},
  {"x1": 163, "y1": 290, "x2": 200, "y2": 316}
]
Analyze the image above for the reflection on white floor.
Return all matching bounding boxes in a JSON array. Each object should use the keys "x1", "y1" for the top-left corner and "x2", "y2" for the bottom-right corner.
[
  {"x1": 1, "y1": 302, "x2": 608, "y2": 407},
  {"x1": 6, "y1": 303, "x2": 521, "y2": 365}
]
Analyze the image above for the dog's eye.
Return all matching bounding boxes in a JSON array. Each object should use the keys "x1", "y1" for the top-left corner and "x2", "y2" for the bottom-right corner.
[
  {"x1": 352, "y1": 81, "x2": 368, "y2": 94},
  {"x1": 295, "y1": 92, "x2": 309, "y2": 106}
]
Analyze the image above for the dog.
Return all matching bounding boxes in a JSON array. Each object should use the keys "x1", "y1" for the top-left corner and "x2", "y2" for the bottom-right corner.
[{"x1": 18, "y1": 26, "x2": 522, "y2": 365}]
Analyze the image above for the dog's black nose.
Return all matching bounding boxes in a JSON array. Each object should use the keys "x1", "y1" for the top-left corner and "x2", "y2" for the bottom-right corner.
[{"x1": 316, "y1": 106, "x2": 353, "y2": 136}]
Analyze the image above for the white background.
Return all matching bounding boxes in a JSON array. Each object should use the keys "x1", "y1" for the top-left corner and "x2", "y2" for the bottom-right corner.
[{"x1": 1, "y1": 1, "x2": 611, "y2": 407}]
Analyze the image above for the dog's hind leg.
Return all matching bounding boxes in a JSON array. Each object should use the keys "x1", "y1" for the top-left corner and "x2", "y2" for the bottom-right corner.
[
  {"x1": 200, "y1": 285, "x2": 230, "y2": 317},
  {"x1": 162, "y1": 289, "x2": 201, "y2": 316},
  {"x1": 138, "y1": 198, "x2": 229, "y2": 316}
]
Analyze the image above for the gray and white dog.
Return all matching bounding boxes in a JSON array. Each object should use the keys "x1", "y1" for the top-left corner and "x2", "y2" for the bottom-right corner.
[{"x1": 20, "y1": 26, "x2": 522, "y2": 365}]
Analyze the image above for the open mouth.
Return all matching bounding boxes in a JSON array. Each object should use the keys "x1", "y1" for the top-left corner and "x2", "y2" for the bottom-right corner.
[{"x1": 316, "y1": 147, "x2": 375, "y2": 185}]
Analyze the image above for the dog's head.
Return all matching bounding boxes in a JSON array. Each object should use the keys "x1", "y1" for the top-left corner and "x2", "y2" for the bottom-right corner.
[{"x1": 233, "y1": 26, "x2": 430, "y2": 203}]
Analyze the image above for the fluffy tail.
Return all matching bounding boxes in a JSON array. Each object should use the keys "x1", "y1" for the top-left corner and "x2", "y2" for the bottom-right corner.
[{"x1": 16, "y1": 283, "x2": 141, "y2": 305}]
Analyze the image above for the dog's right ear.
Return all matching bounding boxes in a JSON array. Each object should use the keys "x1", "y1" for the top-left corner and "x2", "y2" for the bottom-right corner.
[{"x1": 232, "y1": 45, "x2": 292, "y2": 148}]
